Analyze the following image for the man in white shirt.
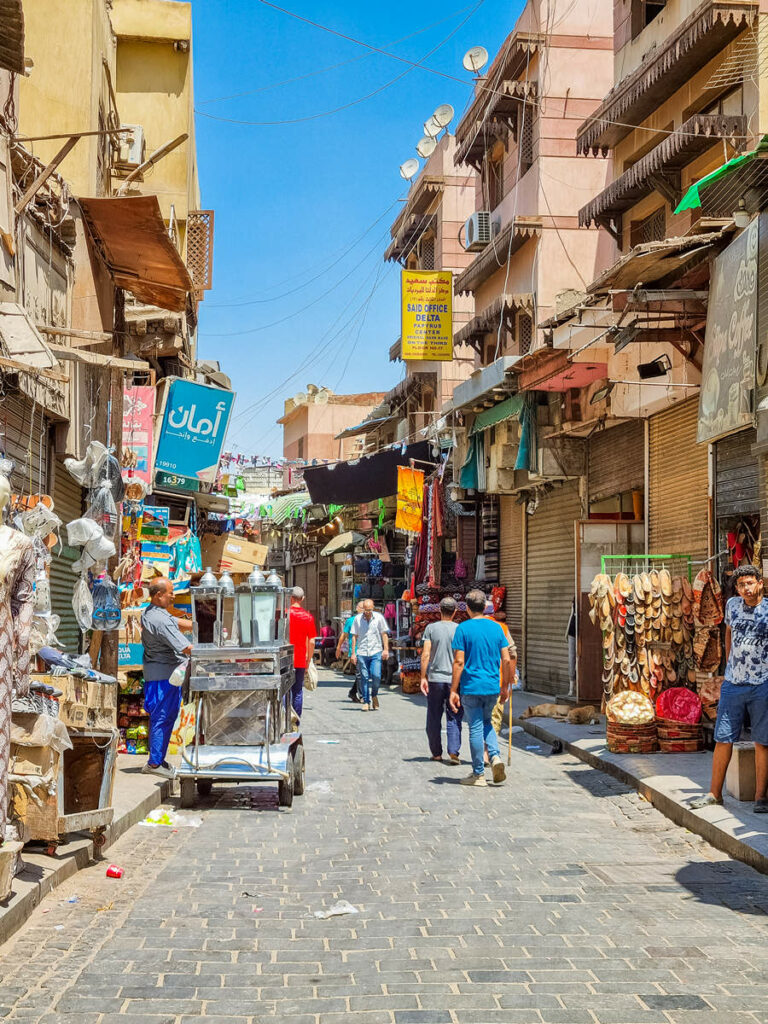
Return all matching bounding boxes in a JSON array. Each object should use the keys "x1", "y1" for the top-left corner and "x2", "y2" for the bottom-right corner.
[{"x1": 351, "y1": 599, "x2": 390, "y2": 711}]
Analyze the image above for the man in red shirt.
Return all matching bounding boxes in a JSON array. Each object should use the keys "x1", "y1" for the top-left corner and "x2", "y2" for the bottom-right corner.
[{"x1": 288, "y1": 586, "x2": 316, "y2": 720}]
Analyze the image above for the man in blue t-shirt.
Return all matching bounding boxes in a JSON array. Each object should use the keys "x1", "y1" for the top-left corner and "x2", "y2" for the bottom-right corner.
[
  {"x1": 337, "y1": 601, "x2": 364, "y2": 702},
  {"x1": 450, "y1": 589, "x2": 512, "y2": 787},
  {"x1": 690, "y1": 565, "x2": 768, "y2": 813}
]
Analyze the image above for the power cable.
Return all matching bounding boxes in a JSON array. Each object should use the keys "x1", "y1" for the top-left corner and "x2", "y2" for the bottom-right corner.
[
  {"x1": 197, "y1": 0, "x2": 485, "y2": 128},
  {"x1": 197, "y1": 4, "x2": 475, "y2": 105}
]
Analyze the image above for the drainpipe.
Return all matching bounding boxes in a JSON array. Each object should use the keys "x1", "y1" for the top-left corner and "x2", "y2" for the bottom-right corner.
[{"x1": 643, "y1": 418, "x2": 650, "y2": 554}]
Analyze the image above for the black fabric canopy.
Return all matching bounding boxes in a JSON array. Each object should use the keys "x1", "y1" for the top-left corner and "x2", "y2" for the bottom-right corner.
[{"x1": 303, "y1": 441, "x2": 433, "y2": 505}]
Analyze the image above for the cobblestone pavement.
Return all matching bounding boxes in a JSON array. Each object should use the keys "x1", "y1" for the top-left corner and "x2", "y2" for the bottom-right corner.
[{"x1": 2, "y1": 671, "x2": 768, "y2": 1024}]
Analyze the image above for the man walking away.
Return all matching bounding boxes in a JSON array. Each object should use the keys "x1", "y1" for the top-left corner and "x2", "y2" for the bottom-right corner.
[
  {"x1": 141, "y1": 578, "x2": 192, "y2": 779},
  {"x1": 690, "y1": 565, "x2": 768, "y2": 812},
  {"x1": 288, "y1": 587, "x2": 316, "y2": 721},
  {"x1": 337, "y1": 600, "x2": 364, "y2": 702},
  {"x1": 420, "y1": 597, "x2": 462, "y2": 763},
  {"x1": 450, "y1": 590, "x2": 512, "y2": 787},
  {"x1": 351, "y1": 599, "x2": 390, "y2": 711}
]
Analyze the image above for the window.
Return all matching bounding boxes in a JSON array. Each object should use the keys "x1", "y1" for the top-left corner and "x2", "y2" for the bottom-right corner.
[
  {"x1": 297, "y1": 437, "x2": 305, "y2": 460},
  {"x1": 631, "y1": 0, "x2": 667, "y2": 39},
  {"x1": 517, "y1": 312, "x2": 534, "y2": 356},
  {"x1": 519, "y1": 111, "x2": 534, "y2": 176},
  {"x1": 483, "y1": 138, "x2": 505, "y2": 210},
  {"x1": 701, "y1": 85, "x2": 744, "y2": 117},
  {"x1": 419, "y1": 235, "x2": 435, "y2": 270},
  {"x1": 630, "y1": 206, "x2": 666, "y2": 247}
]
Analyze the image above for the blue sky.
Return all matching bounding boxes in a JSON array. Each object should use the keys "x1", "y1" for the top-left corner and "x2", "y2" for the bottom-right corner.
[{"x1": 192, "y1": 0, "x2": 517, "y2": 456}]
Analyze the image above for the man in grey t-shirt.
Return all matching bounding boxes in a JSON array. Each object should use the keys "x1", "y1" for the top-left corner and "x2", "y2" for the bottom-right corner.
[
  {"x1": 420, "y1": 597, "x2": 463, "y2": 763},
  {"x1": 140, "y1": 578, "x2": 192, "y2": 779}
]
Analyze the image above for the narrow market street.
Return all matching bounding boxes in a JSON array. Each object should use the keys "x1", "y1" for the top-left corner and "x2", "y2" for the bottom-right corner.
[{"x1": 1, "y1": 671, "x2": 768, "y2": 1024}]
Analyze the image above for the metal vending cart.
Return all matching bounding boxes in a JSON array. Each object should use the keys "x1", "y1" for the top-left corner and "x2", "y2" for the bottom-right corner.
[{"x1": 178, "y1": 567, "x2": 306, "y2": 808}]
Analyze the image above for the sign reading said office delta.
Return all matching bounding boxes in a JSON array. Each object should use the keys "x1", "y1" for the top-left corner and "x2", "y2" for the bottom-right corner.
[
  {"x1": 154, "y1": 379, "x2": 234, "y2": 490},
  {"x1": 401, "y1": 270, "x2": 453, "y2": 361}
]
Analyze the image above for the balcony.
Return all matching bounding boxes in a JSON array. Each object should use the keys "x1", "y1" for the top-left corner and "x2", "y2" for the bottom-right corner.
[
  {"x1": 579, "y1": 113, "x2": 747, "y2": 235},
  {"x1": 384, "y1": 176, "x2": 443, "y2": 263},
  {"x1": 454, "y1": 217, "x2": 541, "y2": 296},
  {"x1": 454, "y1": 31, "x2": 542, "y2": 170},
  {"x1": 577, "y1": 0, "x2": 757, "y2": 156},
  {"x1": 454, "y1": 292, "x2": 534, "y2": 353}
]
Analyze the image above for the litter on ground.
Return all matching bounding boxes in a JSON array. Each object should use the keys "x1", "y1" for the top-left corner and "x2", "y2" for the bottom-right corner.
[
  {"x1": 140, "y1": 808, "x2": 202, "y2": 828},
  {"x1": 314, "y1": 900, "x2": 359, "y2": 919}
]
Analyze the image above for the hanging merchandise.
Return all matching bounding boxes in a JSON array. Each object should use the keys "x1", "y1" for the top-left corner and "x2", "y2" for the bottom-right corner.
[
  {"x1": 85, "y1": 482, "x2": 119, "y2": 541},
  {"x1": 91, "y1": 575, "x2": 121, "y2": 631},
  {"x1": 64, "y1": 441, "x2": 109, "y2": 489},
  {"x1": 73, "y1": 575, "x2": 94, "y2": 632},
  {"x1": 396, "y1": 466, "x2": 424, "y2": 534}
]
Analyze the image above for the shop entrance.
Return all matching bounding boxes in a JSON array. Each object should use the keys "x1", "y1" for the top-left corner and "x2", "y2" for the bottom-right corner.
[{"x1": 714, "y1": 428, "x2": 760, "y2": 594}]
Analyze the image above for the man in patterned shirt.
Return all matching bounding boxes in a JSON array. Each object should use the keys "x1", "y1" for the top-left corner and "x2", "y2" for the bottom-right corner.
[{"x1": 690, "y1": 565, "x2": 768, "y2": 813}]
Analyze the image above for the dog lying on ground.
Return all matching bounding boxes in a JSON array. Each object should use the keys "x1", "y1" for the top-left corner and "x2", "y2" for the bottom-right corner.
[{"x1": 520, "y1": 703, "x2": 598, "y2": 725}]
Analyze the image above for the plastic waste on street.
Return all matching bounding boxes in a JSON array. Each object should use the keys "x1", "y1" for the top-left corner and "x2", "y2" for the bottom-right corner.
[
  {"x1": 313, "y1": 900, "x2": 359, "y2": 919},
  {"x1": 106, "y1": 864, "x2": 124, "y2": 878},
  {"x1": 140, "y1": 808, "x2": 202, "y2": 828}
]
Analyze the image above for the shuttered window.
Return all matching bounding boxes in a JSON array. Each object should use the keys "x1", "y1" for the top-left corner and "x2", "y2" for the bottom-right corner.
[
  {"x1": 50, "y1": 460, "x2": 83, "y2": 654},
  {"x1": 588, "y1": 420, "x2": 644, "y2": 503},
  {"x1": 525, "y1": 484, "x2": 581, "y2": 696},
  {"x1": 648, "y1": 398, "x2": 709, "y2": 561},
  {"x1": 0, "y1": 392, "x2": 49, "y2": 495},
  {"x1": 715, "y1": 428, "x2": 758, "y2": 520},
  {"x1": 499, "y1": 496, "x2": 524, "y2": 656}
]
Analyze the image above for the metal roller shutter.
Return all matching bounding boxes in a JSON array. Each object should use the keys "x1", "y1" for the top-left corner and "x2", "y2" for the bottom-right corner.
[
  {"x1": 499, "y1": 496, "x2": 524, "y2": 656},
  {"x1": 50, "y1": 460, "x2": 84, "y2": 655},
  {"x1": 649, "y1": 398, "x2": 709, "y2": 561},
  {"x1": 588, "y1": 421, "x2": 644, "y2": 503},
  {"x1": 0, "y1": 391, "x2": 49, "y2": 494},
  {"x1": 525, "y1": 483, "x2": 581, "y2": 696},
  {"x1": 715, "y1": 428, "x2": 758, "y2": 520}
]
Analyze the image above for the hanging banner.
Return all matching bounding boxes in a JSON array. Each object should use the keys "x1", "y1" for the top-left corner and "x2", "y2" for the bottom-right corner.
[
  {"x1": 698, "y1": 219, "x2": 757, "y2": 444},
  {"x1": 154, "y1": 379, "x2": 235, "y2": 488},
  {"x1": 395, "y1": 465, "x2": 424, "y2": 533},
  {"x1": 401, "y1": 270, "x2": 453, "y2": 361},
  {"x1": 122, "y1": 385, "x2": 155, "y2": 487}
]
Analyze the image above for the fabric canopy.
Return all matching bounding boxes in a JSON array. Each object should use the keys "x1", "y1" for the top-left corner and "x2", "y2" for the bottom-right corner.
[
  {"x1": 469, "y1": 394, "x2": 524, "y2": 436},
  {"x1": 303, "y1": 441, "x2": 433, "y2": 504},
  {"x1": 320, "y1": 530, "x2": 364, "y2": 557},
  {"x1": 675, "y1": 135, "x2": 768, "y2": 213},
  {"x1": 269, "y1": 491, "x2": 310, "y2": 525}
]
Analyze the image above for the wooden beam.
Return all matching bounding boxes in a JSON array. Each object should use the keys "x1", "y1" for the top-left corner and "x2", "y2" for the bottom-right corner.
[
  {"x1": 0, "y1": 355, "x2": 67, "y2": 382},
  {"x1": 46, "y1": 344, "x2": 150, "y2": 372},
  {"x1": 14, "y1": 136, "x2": 80, "y2": 215},
  {"x1": 37, "y1": 325, "x2": 113, "y2": 347}
]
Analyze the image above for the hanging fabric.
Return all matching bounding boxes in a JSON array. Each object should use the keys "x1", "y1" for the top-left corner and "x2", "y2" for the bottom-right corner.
[
  {"x1": 395, "y1": 466, "x2": 425, "y2": 533},
  {"x1": 515, "y1": 395, "x2": 538, "y2": 473}
]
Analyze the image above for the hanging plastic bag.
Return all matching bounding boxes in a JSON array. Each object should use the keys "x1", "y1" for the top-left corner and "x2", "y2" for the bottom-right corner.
[
  {"x1": 85, "y1": 483, "x2": 118, "y2": 540},
  {"x1": 64, "y1": 441, "x2": 109, "y2": 488},
  {"x1": 73, "y1": 576, "x2": 94, "y2": 632},
  {"x1": 91, "y1": 575, "x2": 122, "y2": 631},
  {"x1": 66, "y1": 517, "x2": 103, "y2": 547},
  {"x1": 33, "y1": 571, "x2": 51, "y2": 615},
  {"x1": 83, "y1": 533, "x2": 116, "y2": 563},
  {"x1": 99, "y1": 453, "x2": 125, "y2": 504}
]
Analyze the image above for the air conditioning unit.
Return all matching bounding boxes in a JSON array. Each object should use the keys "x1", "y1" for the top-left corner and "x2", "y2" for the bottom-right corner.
[
  {"x1": 118, "y1": 124, "x2": 146, "y2": 168},
  {"x1": 464, "y1": 210, "x2": 491, "y2": 251}
]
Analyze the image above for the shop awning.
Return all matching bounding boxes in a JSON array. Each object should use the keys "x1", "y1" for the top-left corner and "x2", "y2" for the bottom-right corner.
[
  {"x1": 78, "y1": 195, "x2": 194, "y2": 312},
  {"x1": 675, "y1": 135, "x2": 768, "y2": 216},
  {"x1": 303, "y1": 440, "x2": 433, "y2": 505},
  {"x1": 269, "y1": 491, "x2": 311, "y2": 525},
  {"x1": 335, "y1": 415, "x2": 395, "y2": 441},
  {"x1": 517, "y1": 348, "x2": 607, "y2": 392},
  {"x1": 320, "y1": 530, "x2": 364, "y2": 557},
  {"x1": 0, "y1": 303, "x2": 57, "y2": 369},
  {"x1": 447, "y1": 355, "x2": 521, "y2": 413},
  {"x1": 587, "y1": 230, "x2": 726, "y2": 293},
  {"x1": 469, "y1": 394, "x2": 524, "y2": 435}
]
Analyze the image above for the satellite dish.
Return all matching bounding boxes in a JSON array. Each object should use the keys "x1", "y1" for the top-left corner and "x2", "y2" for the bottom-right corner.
[
  {"x1": 423, "y1": 116, "x2": 441, "y2": 138},
  {"x1": 432, "y1": 103, "x2": 454, "y2": 128},
  {"x1": 293, "y1": 392, "x2": 306, "y2": 406},
  {"x1": 315, "y1": 390, "x2": 330, "y2": 405},
  {"x1": 399, "y1": 158, "x2": 420, "y2": 181},
  {"x1": 416, "y1": 135, "x2": 437, "y2": 158},
  {"x1": 463, "y1": 45, "x2": 489, "y2": 73}
]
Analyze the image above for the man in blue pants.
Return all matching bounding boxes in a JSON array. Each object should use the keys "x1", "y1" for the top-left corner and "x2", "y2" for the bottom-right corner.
[
  {"x1": 141, "y1": 578, "x2": 192, "y2": 779},
  {"x1": 450, "y1": 589, "x2": 511, "y2": 787}
]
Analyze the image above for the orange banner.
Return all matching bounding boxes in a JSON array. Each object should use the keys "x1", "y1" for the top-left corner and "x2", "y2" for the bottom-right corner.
[{"x1": 395, "y1": 466, "x2": 424, "y2": 533}]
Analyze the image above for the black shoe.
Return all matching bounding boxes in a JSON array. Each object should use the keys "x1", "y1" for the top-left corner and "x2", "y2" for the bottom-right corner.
[{"x1": 348, "y1": 688, "x2": 361, "y2": 703}]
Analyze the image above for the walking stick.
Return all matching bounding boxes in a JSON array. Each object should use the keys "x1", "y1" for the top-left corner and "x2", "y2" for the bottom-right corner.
[{"x1": 507, "y1": 692, "x2": 513, "y2": 766}]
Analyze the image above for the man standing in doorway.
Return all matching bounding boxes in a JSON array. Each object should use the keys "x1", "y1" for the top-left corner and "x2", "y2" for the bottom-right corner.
[
  {"x1": 351, "y1": 599, "x2": 390, "y2": 711},
  {"x1": 420, "y1": 596, "x2": 462, "y2": 763},
  {"x1": 288, "y1": 587, "x2": 316, "y2": 721},
  {"x1": 450, "y1": 589, "x2": 512, "y2": 787},
  {"x1": 690, "y1": 565, "x2": 768, "y2": 812},
  {"x1": 141, "y1": 577, "x2": 192, "y2": 779}
]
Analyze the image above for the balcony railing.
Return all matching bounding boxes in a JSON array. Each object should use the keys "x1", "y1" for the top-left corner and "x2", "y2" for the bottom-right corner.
[
  {"x1": 579, "y1": 113, "x2": 747, "y2": 235},
  {"x1": 577, "y1": 0, "x2": 757, "y2": 156}
]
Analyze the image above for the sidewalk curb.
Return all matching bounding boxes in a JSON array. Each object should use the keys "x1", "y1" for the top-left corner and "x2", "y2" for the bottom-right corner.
[
  {"x1": 0, "y1": 777, "x2": 171, "y2": 947},
  {"x1": 513, "y1": 715, "x2": 768, "y2": 877}
]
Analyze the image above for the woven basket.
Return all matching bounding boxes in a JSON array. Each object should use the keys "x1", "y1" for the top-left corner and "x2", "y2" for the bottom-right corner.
[
  {"x1": 658, "y1": 737, "x2": 704, "y2": 753},
  {"x1": 657, "y1": 716, "x2": 702, "y2": 739},
  {"x1": 701, "y1": 699, "x2": 719, "y2": 721},
  {"x1": 606, "y1": 720, "x2": 658, "y2": 754}
]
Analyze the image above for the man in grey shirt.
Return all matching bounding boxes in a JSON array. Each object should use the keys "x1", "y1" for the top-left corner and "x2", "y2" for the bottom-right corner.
[
  {"x1": 420, "y1": 597, "x2": 462, "y2": 763},
  {"x1": 141, "y1": 577, "x2": 192, "y2": 778}
]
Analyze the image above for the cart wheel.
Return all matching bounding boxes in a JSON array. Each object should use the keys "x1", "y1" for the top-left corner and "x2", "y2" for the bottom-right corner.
[
  {"x1": 196, "y1": 780, "x2": 213, "y2": 797},
  {"x1": 278, "y1": 753, "x2": 294, "y2": 808},
  {"x1": 293, "y1": 743, "x2": 305, "y2": 796},
  {"x1": 92, "y1": 829, "x2": 107, "y2": 852},
  {"x1": 180, "y1": 778, "x2": 197, "y2": 809}
]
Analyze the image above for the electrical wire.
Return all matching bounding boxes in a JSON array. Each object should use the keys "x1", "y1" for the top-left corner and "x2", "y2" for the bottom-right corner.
[
  {"x1": 197, "y1": 4, "x2": 476, "y2": 105},
  {"x1": 197, "y1": 0, "x2": 485, "y2": 127}
]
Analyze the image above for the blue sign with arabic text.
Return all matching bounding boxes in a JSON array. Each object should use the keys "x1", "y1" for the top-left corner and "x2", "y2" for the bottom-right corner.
[{"x1": 154, "y1": 379, "x2": 234, "y2": 486}]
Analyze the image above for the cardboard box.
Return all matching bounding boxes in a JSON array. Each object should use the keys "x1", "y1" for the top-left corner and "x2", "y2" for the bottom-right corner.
[
  {"x1": 201, "y1": 534, "x2": 267, "y2": 573},
  {"x1": 59, "y1": 703, "x2": 88, "y2": 729},
  {"x1": 60, "y1": 677, "x2": 88, "y2": 706},
  {"x1": 87, "y1": 681, "x2": 104, "y2": 710},
  {"x1": 9, "y1": 744, "x2": 57, "y2": 778}
]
